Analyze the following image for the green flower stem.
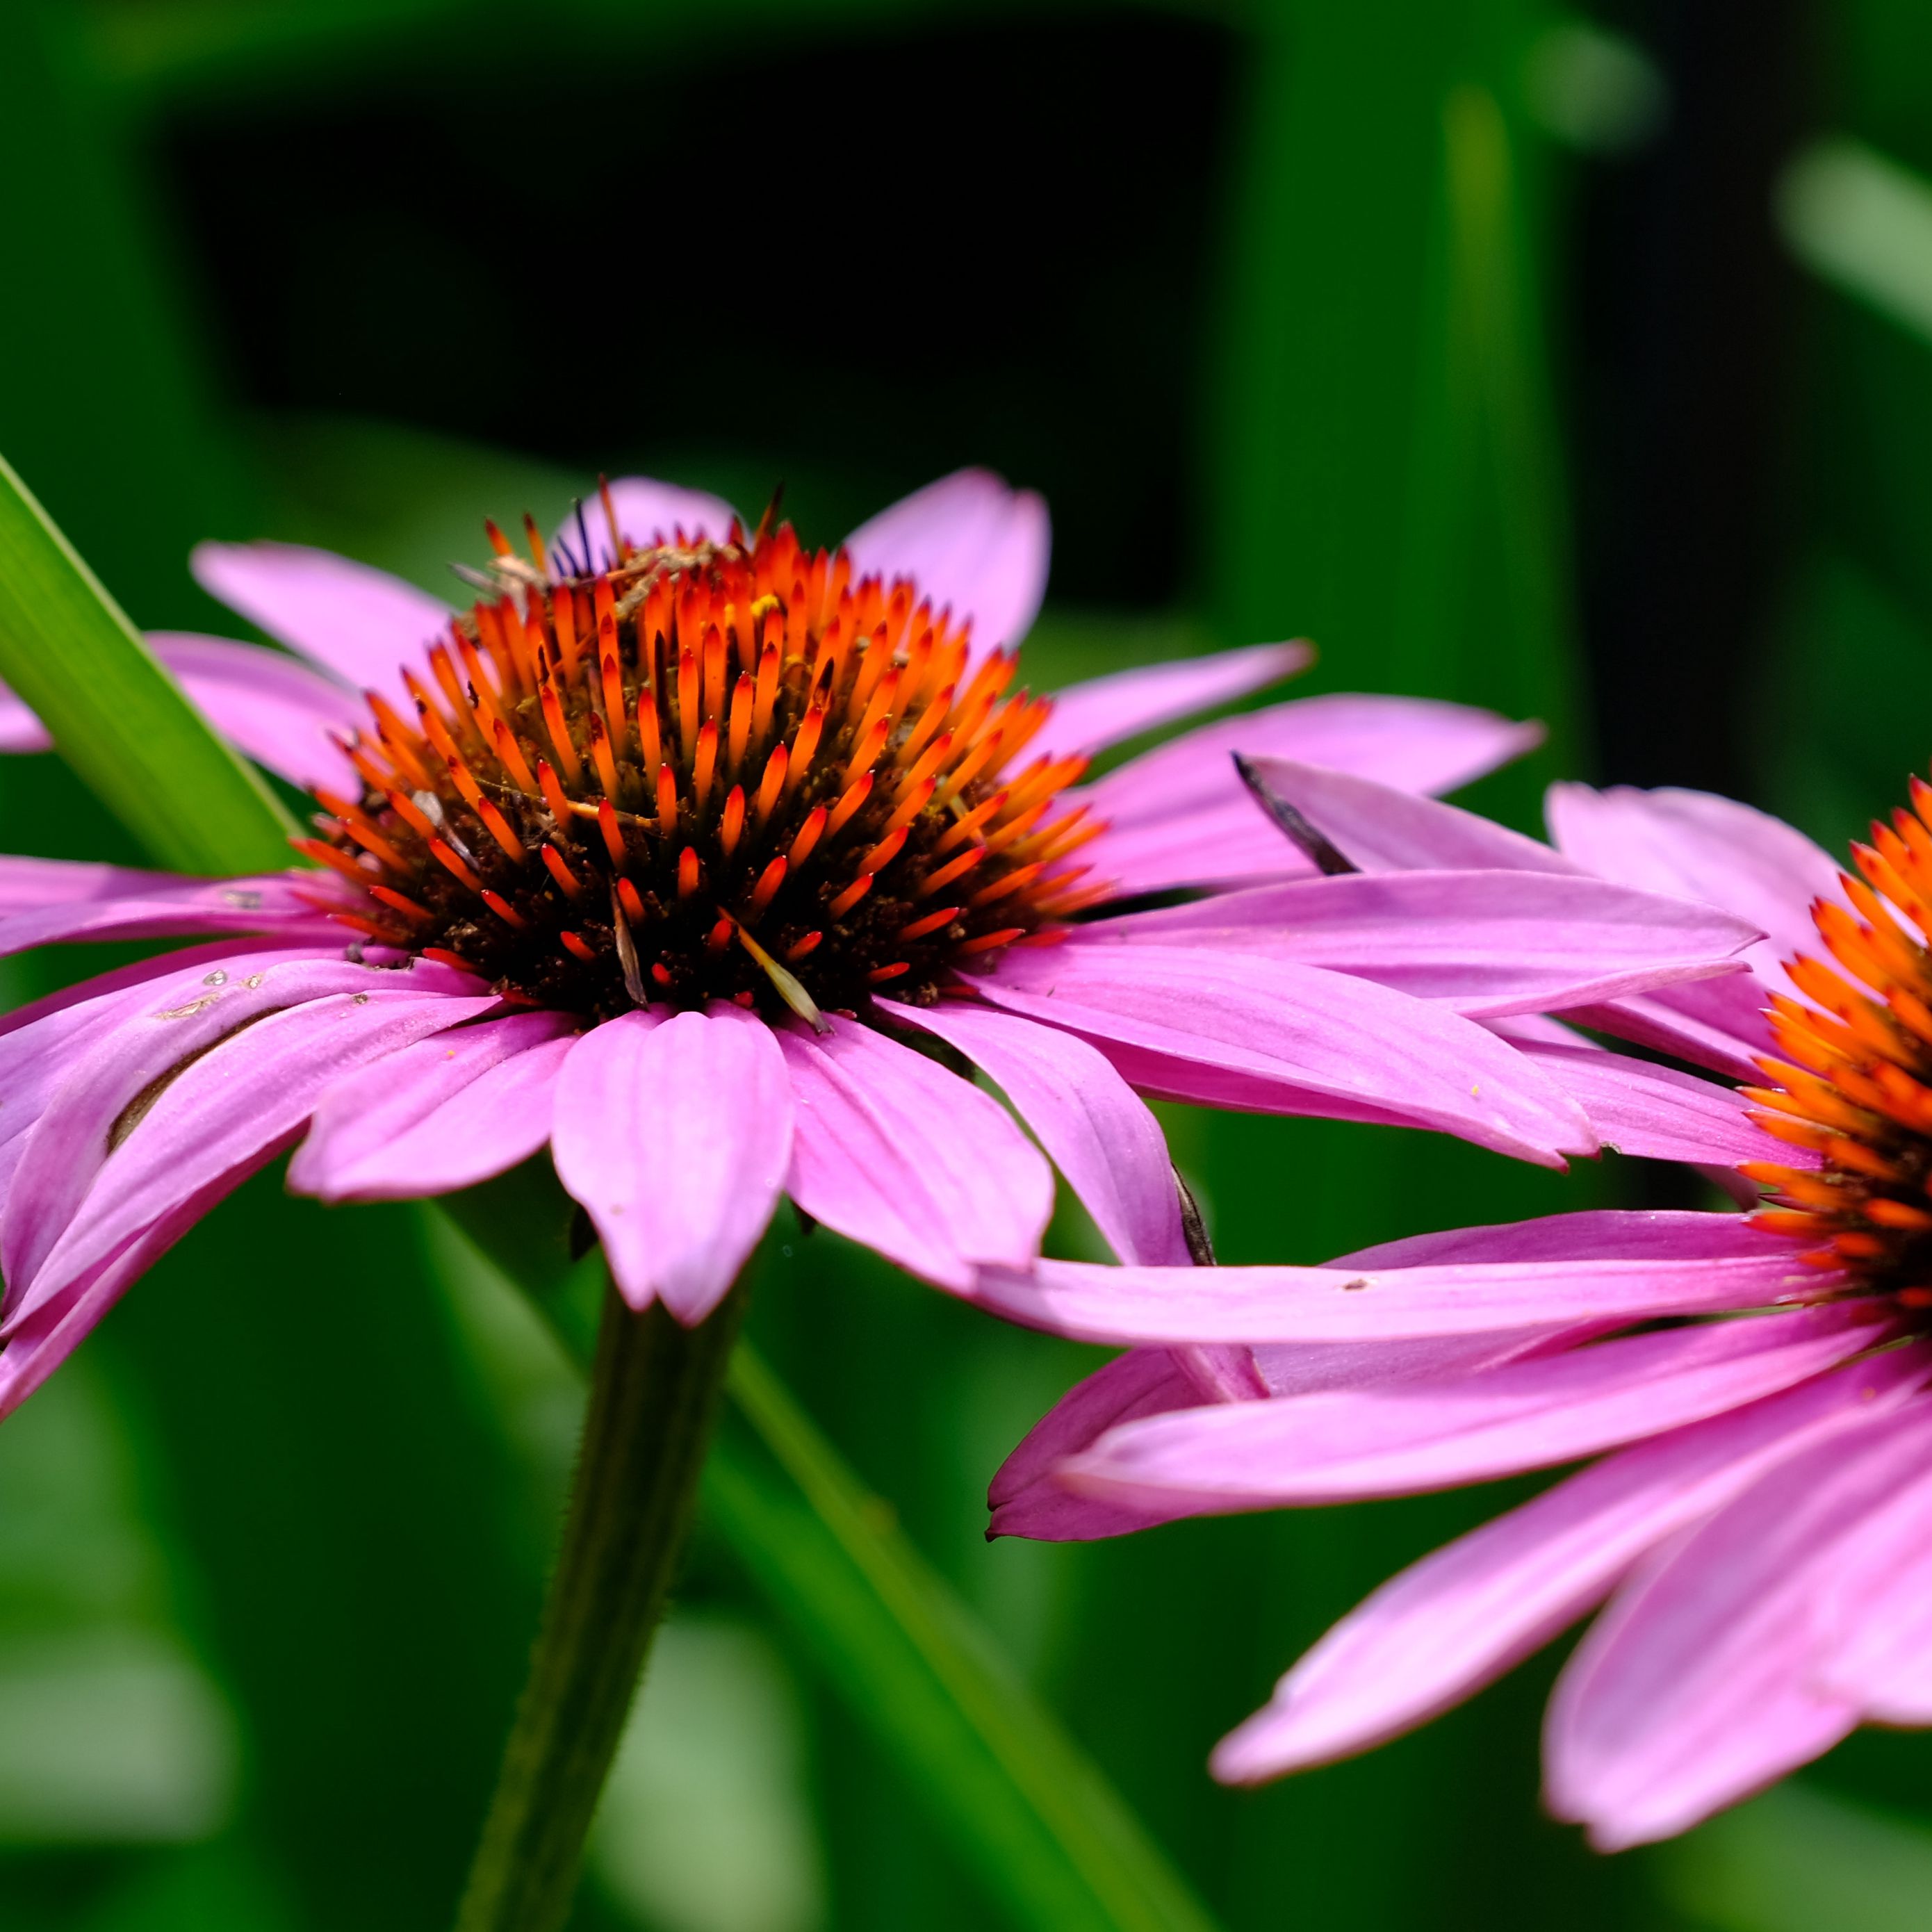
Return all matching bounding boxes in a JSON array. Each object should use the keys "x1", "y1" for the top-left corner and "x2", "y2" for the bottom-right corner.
[{"x1": 455, "y1": 1278, "x2": 747, "y2": 1932}]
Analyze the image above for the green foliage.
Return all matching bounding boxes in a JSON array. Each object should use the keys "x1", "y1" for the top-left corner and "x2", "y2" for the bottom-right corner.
[{"x1": 0, "y1": 457, "x2": 294, "y2": 876}]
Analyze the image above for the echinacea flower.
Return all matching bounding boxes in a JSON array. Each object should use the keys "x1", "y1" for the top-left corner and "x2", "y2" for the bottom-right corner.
[
  {"x1": 0, "y1": 470, "x2": 1755, "y2": 1425},
  {"x1": 981, "y1": 764, "x2": 1932, "y2": 1851}
]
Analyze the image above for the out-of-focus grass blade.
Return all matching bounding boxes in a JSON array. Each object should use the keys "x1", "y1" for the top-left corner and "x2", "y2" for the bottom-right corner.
[
  {"x1": 1653, "y1": 1778, "x2": 1932, "y2": 1932},
  {"x1": 441, "y1": 1183, "x2": 1222, "y2": 1932},
  {"x1": 0, "y1": 452, "x2": 295, "y2": 874},
  {"x1": 1778, "y1": 140, "x2": 1932, "y2": 348},
  {"x1": 1519, "y1": 20, "x2": 1666, "y2": 156},
  {"x1": 713, "y1": 1348, "x2": 1221, "y2": 1932},
  {"x1": 1434, "y1": 83, "x2": 1582, "y2": 772}
]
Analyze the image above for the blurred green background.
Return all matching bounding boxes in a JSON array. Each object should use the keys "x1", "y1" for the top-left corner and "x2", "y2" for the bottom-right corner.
[{"x1": 2, "y1": 0, "x2": 1931, "y2": 1926}]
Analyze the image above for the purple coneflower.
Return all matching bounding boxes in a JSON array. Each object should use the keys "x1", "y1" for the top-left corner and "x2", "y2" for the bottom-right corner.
[
  {"x1": 0, "y1": 473, "x2": 1753, "y2": 1421},
  {"x1": 983, "y1": 766, "x2": 1932, "y2": 1851}
]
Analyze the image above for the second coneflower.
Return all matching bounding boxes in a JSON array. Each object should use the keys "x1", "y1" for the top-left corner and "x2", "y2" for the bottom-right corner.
[{"x1": 983, "y1": 765, "x2": 1932, "y2": 1852}]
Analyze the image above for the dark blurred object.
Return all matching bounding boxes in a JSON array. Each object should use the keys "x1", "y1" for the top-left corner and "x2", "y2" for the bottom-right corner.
[
  {"x1": 1571, "y1": 0, "x2": 1810, "y2": 797},
  {"x1": 160, "y1": 13, "x2": 1231, "y2": 609}
]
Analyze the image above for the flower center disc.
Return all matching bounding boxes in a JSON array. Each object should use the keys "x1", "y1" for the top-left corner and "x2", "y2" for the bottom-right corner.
[
  {"x1": 1746, "y1": 778, "x2": 1932, "y2": 1305},
  {"x1": 304, "y1": 503, "x2": 1104, "y2": 1022}
]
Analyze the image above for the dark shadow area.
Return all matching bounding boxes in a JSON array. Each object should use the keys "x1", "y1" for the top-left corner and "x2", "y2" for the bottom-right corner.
[
  {"x1": 1567, "y1": 0, "x2": 1813, "y2": 797},
  {"x1": 158, "y1": 13, "x2": 1232, "y2": 607}
]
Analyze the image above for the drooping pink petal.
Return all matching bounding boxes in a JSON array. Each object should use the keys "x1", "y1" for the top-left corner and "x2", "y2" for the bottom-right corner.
[
  {"x1": 148, "y1": 632, "x2": 363, "y2": 790},
  {"x1": 1076, "y1": 699, "x2": 1544, "y2": 897},
  {"x1": 1076, "y1": 805, "x2": 1320, "y2": 898},
  {"x1": 0, "y1": 680, "x2": 51, "y2": 753},
  {"x1": 1246, "y1": 1329, "x2": 1573, "y2": 1398},
  {"x1": 878, "y1": 997, "x2": 1188, "y2": 1265},
  {"x1": 1329, "y1": 1205, "x2": 1781, "y2": 1269},
  {"x1": 3, "y1": 954, "x2": 486, "y2": 1313},
  {"x1": 1211, "y1": 1348, "x2": 1932, "y2": 1784},
  {"x1": 965, "y1": 1214, "x2": 1817, "y2": 1347},
  {"x1": 1033, "y1": 641, "x2": 1311, "y2": 761},
  {"x1": 0, "y1": 938, "x2": 273, "y2": 1042},
  {"x1": 1557, "y1": 981, "x2": 1772, "y2": 1082},
  {"x1": 1486, "y1": 1018, "x2": 1798, "y2": 1169},
  {"x1": 969, "y1": 940, "x2": 1595, "y2": 1166},
  {"x1": 842, "y1": 469, "x2": 1050, "y2": 654},
  {"x1": 1062, "y1": 1303, "x2": 1890, "y2": 1514},
  {"x1": 6, "y1": 976, "x2": 498, "y2": 1328},
  {"x1": 552, "y1": 1006, "x2": 794, "y2": 1323},
  {"x1": 0, "y1": 871, "x2": 344, "y2": 957},
  {"x1": 561, "y1": 477, "x2": 744, "y2": 568},
  {"x1": 1070, "y1": 1040, "x2": 1491, "y2": 1141},
  {"x1": 0, "y1": 944, "x2": 334, "y2": 1210},
  {"x1": 1546, "y1": 783, "x2": 1841, "y2": 974},
  {"x1": 288, "y1": 1010, "x2": 579, "y2": 1203},
  {"x1": 0, "y1": 855, "x2": 185, "y2": 913},
  {"x1": 0, "y1": 1166, "x2": 268, "y2": 1421},
  {"x1": 1231, "y1": 758, "x2": 1578, "y2": 875},
  {"x1": 775, "y1": 1016, "x2": 1053, "y2": 1291},
  {"x1": 991, "y1": 1329, "x2": 1555, "y2": 1544},
  {"x1": 1815, "y1": 1464, "x2": 1932, "y2": 1722},
  {"x1": 988, "y1": 1350, "x2": 1215, "y2": 1541},
  {"x1": 1544, "y1": 787, "x2": 1847, "y2": 1074},
  {"x1": 1092, "y1": 870, "x2": 1758, "y2": 1019},
  {"x1": 1544, "y1": 1397, "x2": 1932, "y2": 1850},
  {"x1": 190, "y1": 539, "x2": 451, "y2": 704}
]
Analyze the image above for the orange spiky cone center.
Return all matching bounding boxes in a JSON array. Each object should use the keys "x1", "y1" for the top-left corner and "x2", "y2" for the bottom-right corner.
[
  {"x1": 300, "y1": 505, "x2": 1105, "y2": 1024},
  {"x1": 1744, "y1": 774, "x2": 1932, "y2": 1304}
]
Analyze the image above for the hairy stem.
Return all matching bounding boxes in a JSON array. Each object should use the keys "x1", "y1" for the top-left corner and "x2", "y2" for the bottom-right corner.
[{"x1": 455, "y1": 1278, "x2": 746, "y2": 1932}]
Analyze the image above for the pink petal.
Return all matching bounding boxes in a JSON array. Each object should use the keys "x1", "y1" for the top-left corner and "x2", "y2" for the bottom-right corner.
[
  {"x1": 1815, "y1": 1467, "x2": 1932, "y2": 1722},
  {"x1": 775, "y1": 1016, "x2": 1053, "y2": 1292},
  {"x1": 1486, "y1": 1020, "x2": 1795, "y2": 1168},
  {"x1": 878, "y1": 997, "x2": 1187, "y2": 1266},
  {"x1": 1093, "y1": 869, "x2": 1759, "y2": 1019},
  {"x1": 842, "y1": 470, "x2": 1050, "y2": 655},
  {"x1": 190, "y1": 540, "x2": 451, "y2": 704},
  {"x1": 965, "y1": 1215, "x2": 1817, "y2": 1347},
  {"x1": 0, "y1": 854, "x2": 184, "y2": 914},
  {"x1": 1076, "y1": 801, "x2": 1320, "y2": 897},
  {"x1": 1247, "y1": 1329, "x2": 1571, "y2": 1398},
  {"x1": 1544, "y1": 1397, "x2": 1932, "y2": 1849},
  {"x1": 149, "y1": 632, "x2": 363, "y2": 790},
  {"x1": 562, "y1": 477, "x2": 744, "y2": 567},
  {"x1": 988, "y1": 1350, "x2": 1214, "y2": 1541},
  {"x1": 3, "y1": 954, "x2": 486, "y2": 1313},
  {"x1": 0, "y1": 872, "x2": 343, "y2": 958},
  {"x1": 0, "y1": 938, "x2": 273, "y2": 1042},
  {"x1": 1336, "y1": 1206, "x2": 1789, "y2": 1270},
  {"x1": 1546, "y1": 783, "x2": 1840, "y2": 975},
  {"x1": 0, "y1": 944, "x2": 331, "y2": 1209},
  {"x1": 0, "y1": 680, "x2": 51, "y2": 753},
  {"x1": 1063, "y1": 1304, "x2": 1890, "y2": 1513},
  {"x1": 0, "y1": 1168, "x2": 265, "y2": 1420},
  {"x1": 1211, "y1": 1347, "x2": 1932, "y2": 1784},
  {"x1": 552, "y1": 1007, "x2": 794, "y2": 1323},
  {"x1": 969, "y1": 940, "x2": 1595, "y2": 1166},
  {"x1": 992, "y1": 1330, "x2": 1549, "y2": 1545},
  {"x1": 1034, "y1": 641, "x2": 1311, "y2": 760},
  {"x1": 288, "y1": 1010, "x2": 579, "y2": 1203},
  {"x1": 1075, "y1": 699, "x2": 1543, "y2": 897},
  {"x1": 7, "y1": 976, "x2": 497, "y2": 1328},
  {"x1": 1231, "y1": 758, "x2": 1578, "y2": 875},
  {"x1": 1557, "y1": 980, "x2": 1772, "y2": 1082}
]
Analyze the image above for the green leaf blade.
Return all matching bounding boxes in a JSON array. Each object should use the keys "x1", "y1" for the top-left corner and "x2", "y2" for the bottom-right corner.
[
  {"x1": 0, "y1": 451, "x2": 296, "y2": 876},
  {"x1": 718, "y1": 1346, "x2": 1224, "y2": 1932}
]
